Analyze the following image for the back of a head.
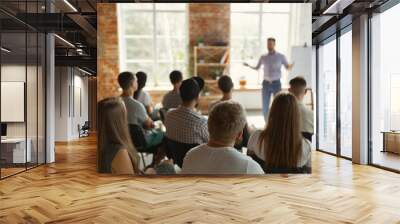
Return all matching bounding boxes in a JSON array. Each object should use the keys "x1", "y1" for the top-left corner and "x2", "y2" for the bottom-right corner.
[
  {"x1": 135, "y1": 71, "x2": 147, "y2": 90},
  {"x1": 217, "y1": 75, "x2": 233, "y2": 93},
  {"x1": 118, "y1": 71, "x2": 135, "y2": 91},
  {"x1": 179, "y1": 79, "x2": 200, "y2": 102},
  {"x1": 192, "y1": 76, "x2": 205, "y2": 91},
  {"x1": 208, "y1": 101, "x2": 246, "y2": 144},
  {"x1": 260, "y1": 93, "x2": 302, "y2": 168},
  {"x1": 289, "y1": 76, "x2": 307, "y2": 97},
  {"x1": 97, "y1": 97, "x2": 138, "y2": 172},
  {"x1": 169, "y1": 70, "x2": 183, "y2": 84}
]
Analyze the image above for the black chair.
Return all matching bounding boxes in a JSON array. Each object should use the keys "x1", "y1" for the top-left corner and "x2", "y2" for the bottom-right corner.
[
  {"x1": 78, "y1": 121, "x2": 90, "y2": 138},
  {"x1": 248, "y1": 153, "x2": 311, "y2": 174},
  {"x1": 129, "y1": 124, "x2": 159, "y2": 168},
  {"x1": 159, "y1": 108, "x2": 168, "y2": 123},
  {"x1": 164, "y1": 137, "x2": 198, "y2": 168}
]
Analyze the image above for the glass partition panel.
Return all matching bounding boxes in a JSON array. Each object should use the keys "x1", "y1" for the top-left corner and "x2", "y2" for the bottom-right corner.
[
  {"x1": 1, "y1": 31, "x2": 28, "y2": 177},
  {"x1": 339, "y1": 30, "x2": 352, "y2": 158},
  {"x1": 371, "y1": 4, "x2": 400, "y2": 171},
  {"x1": 317, "y1": 38, "x2": 337, "y2": 154}
]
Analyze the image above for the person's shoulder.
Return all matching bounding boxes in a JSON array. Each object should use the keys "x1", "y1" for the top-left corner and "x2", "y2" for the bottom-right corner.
[
  {"x1": 302, "y1": 138, "x2": 312, "y2": 150},
  {"x1": 185, "y1": 144, "x2": 207, "y2": 159}
]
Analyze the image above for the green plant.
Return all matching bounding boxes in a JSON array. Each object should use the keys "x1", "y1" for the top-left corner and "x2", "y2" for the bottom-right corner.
[{"x1": 196, "y1": 37, "x2": 204, "y2": 45}]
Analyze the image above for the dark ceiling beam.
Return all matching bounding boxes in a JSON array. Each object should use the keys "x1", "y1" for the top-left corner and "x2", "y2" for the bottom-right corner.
[
  {"x1": 67, "y1": 13, "x2": 97, "y2": 39},
  {"x1": 55, "y1": 55, "x2": 97, "y2": 72}
]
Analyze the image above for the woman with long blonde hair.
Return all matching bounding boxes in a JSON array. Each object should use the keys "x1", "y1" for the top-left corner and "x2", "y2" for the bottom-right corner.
[
  {"x1": 97, "y1": 97, "x2": 140, "y2": 174},
  {"x1": 247, "y1": 93, "x2": 311, "y2": 173}
]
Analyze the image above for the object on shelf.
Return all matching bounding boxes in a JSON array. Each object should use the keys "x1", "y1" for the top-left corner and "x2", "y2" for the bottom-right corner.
[
  {"x1": 239, "y1": 76, "x2": 247, "y2": 89},
  {"x1": 196, "y1": 37, "x2": 204, "y2": 47}
]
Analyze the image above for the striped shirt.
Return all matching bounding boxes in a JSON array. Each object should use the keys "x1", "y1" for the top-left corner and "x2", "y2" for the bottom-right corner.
[{"x1": 164, "y1": 106, "x2": 209, "y2": 144}]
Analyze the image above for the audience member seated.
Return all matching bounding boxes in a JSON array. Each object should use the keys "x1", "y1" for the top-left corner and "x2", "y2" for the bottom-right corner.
[
  {"x1": 209, "y1": 75, "x2": 234, "y2": 112},
  {"x1": 97, "y1": 97, "x2": 140, "y2": 174},
  {"x1": 134, "y1": 71, "x2": 159, "y2": 120},
  {"x1": 182, "y1": 101, "x2": 264, "y2": 174},
  {"x1": 118, "y1": 72, "x2": 164, "y2": 153},
  {"x1": 209, "y1": 75, "x2": 251, "y2": 151},
  {"x1": 162, "y1": 70, "x2": 183, "y2": 111},
  {"x1": 247, "y1": 93, "x2": 311, "y2": 173},
  {"x1": 192, "y1": 76, "x2": 205, "y2": 92},
  {"x1": 165, "y1": 78, "x2": 209, "y2": 145},
  {"x1": 289, "y1": 76, "x2": 314, "y2": 142}
]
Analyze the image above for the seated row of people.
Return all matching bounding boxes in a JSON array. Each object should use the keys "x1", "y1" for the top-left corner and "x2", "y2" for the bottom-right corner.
[{"x1": 97, "y1": 70, "x2": 313, "y2": 175}]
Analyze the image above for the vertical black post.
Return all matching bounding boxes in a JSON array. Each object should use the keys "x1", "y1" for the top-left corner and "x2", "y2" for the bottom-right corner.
[
  {"x1": 316, "y1": 44, "x2": 320, "y2": 151},
  {"x1": 367, "y1": 11, "x2": 373, "y2": 165},
  {"x1": 25, "y1": 0, "x2": 28, "y2": 171},
  {"x1": 336, "y1": 27, "x2": 341, "y2": 157}
]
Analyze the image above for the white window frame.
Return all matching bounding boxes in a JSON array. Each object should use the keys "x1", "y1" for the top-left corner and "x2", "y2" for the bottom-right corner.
[
  {"x1": 230, "y1": 3, "x2": 291, "y2": 86},
  {"x1": 118, "y1": 3, "x2": 189, "y2": 88}
]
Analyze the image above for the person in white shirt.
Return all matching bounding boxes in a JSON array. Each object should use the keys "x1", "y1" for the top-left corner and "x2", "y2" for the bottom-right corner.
[
  {"x1": 247, "y1": 93, "x2": 311, "y2": 173},
  {"x1": 288, "y1": 76, "x2": 314, "y2": 142},
  {"x1": 182, "y1": 101, "x2": 264, "y2": 175}
]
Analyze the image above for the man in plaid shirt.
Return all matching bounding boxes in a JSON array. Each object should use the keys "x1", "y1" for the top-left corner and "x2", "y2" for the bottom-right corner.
[{"x1": 164, "y1": 78, "x2": 209, "y2": 144}]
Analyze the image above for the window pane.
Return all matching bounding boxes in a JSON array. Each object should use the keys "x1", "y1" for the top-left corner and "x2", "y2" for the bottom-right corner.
[
  {"x1": 371, "y1": 3, "x2": 400, "y2": 171},
  {"x1": 340, "y1": 30, "x2": 352, "y2": 158},
  {"x1": 157, "y1": 37, "x2": 187, "y2": 61},
  {"x1": 230, "y1": 38, "x2": 259, "y2": 61},
  {"x1": 231, "y1": 13, "x2": 260, "y2": 37},
  {"x1": 318, "y1": 38, "x2": 337, "y2": 154},
  {"x1": 261, "y1": 13, "x2": 290, "y2": 55},
  {"x1": 125, "y1": 38, "x2": 154, "y2": 60},
  {"x1": 156, "y1": 12, "x2": 186, "y2": 37},
  {"x1": 262, "y1": 3, "x2": 290, "y2": 12},
  {"x1": 119, "y1": 3, "x2": 188, "y2": 87},
  {"x1": 156, "y1": 3, "x2": 186, "y2": 10},
  {"x1": 231, "y1": 3, "x2": 260, "y2": 12},
  {"x1": 126, "y1": 62, "x2": 154, "y2": 85},
  {"x1": 123, "y1": 12, "x2": 153, "y2": 35},
  {"x1": 124, "y1": 3, "x2": 153, "y2": 10}
]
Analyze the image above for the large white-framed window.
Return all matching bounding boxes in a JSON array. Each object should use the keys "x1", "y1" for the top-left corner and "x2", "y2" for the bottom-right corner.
[
  {"x1": 230, "y1": 3, "x2": 310, "y2": 87},
  {"x1": 370, "y1": 3, "x2": 400, "y2": 170},
  {"x1": 230, "y1": 4, "x2": 290, "y2": 87},
  {"x1": 118, "y1": 3, "x2": 188, "y2": 88}
]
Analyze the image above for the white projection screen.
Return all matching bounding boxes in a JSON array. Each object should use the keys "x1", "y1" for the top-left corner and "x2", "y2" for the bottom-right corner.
[{"x1": 1, "y1": 82, "x2": 25, "y2": 122}]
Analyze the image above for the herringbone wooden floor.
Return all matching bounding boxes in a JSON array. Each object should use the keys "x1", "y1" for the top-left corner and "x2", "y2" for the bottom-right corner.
[{"x1": 1, "y1": 136, "x2": 400, "y2": 223}]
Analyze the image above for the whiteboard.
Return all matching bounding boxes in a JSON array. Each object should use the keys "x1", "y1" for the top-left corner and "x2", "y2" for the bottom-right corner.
[
  {"x1": 1, "y1": 82, "x2": 25, "y2": 122},
  {"x1": 289, "y1": 46, "x2": 312, "y2": 87}
]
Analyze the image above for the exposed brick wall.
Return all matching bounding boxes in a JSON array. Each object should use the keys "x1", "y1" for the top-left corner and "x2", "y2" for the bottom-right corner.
[
  {"x1": 96, "y1": 3, "x2": 230, "y2": 103},
  {"x1": 97, "y1": 3, "x2": 119, "y2": 101},
  {"x1": 188, "y1": 3, "x2": 230, "y2": 75}
]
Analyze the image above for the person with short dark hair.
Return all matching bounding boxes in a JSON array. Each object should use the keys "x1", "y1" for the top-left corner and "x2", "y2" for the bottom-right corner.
[
  {"x1": 209, "y1": 75, "x2": 234, "y2": 112},
  {"x1": 164, "y1": 78, "x2": 209, "y2": 145},
  {"x1": 209, "y1": 75, "x2": 251, "y2": 151},
  {"x1": 134, "y1": 71, "x2": 155, "y2": 117},
  {"x1": 162, "y1": 70, "x2": 183, "y2": 111},
  {"x1": 192, "y1": 76, "x2": 205, "y2": 91},
  {"x1": 289, "y1": 76, "x2": 314, "y2": 142},
  {"x1": 118, "y1": 71, "x2": 164, "y2": 150},
  {"x1": 182, "y1": 101, "x2": 264, "y2": 174},
  {"x1": 244, "y1": 37, "x2": 293, "y2": 121}
]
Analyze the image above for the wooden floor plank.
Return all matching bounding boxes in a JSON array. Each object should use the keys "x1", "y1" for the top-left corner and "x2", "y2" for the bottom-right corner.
[{"x1": 0, "y1": 135, "x2": 400, "y2": 223}]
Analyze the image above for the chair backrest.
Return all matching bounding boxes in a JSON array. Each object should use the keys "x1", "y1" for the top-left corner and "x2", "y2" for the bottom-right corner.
[
  {"x1": 129, "y1": 124, "x2": 147, "y2": 152},
  {"x1": 164, "y1": 137, "x2": 198, "y2": 168},
  {"x1": 159, "y1": 108, "x2": 168, "y2": 122},
  {"x1": 82, "y1": 121, "x2": 90, "y2": 130},
  {"x1": 264, "y1": 166, "x2": 311, "y2": 174}
]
